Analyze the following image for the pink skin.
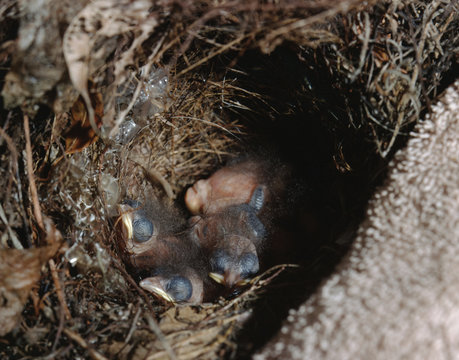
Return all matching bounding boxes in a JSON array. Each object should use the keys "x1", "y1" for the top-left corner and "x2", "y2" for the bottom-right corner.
[{"x1": 185, "y1": 161, "x2": 263, "y2": 215}]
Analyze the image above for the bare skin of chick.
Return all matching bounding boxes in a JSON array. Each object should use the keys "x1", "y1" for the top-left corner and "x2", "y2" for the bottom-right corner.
[{"x1": 185, "y1": 160, "x2": 268, "y2": 216}]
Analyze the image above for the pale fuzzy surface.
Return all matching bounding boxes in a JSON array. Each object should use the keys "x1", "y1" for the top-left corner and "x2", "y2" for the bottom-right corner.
[{"x1": 256, "y1": 78, "x2": 459, "y2": 360}]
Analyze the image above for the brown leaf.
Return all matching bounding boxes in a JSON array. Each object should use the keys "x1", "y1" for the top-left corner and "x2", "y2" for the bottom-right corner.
[
  {"x1": 0, "y1": 245, "x2": 57, "y2": 336},
  {"x1": 65, "y1": 85, "x2": 103, "y2": 154},
  {"x1": 62, "y1": 0, "x2": 157, "y2": 134}
]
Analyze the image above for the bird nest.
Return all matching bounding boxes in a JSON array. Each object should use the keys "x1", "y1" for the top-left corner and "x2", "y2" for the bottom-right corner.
[{"x1": 0, "y1": 0, "x2": 458, "y2": 359}]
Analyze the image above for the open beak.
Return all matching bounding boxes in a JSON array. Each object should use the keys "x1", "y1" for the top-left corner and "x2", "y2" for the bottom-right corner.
[{"x1": 139, "y1": 277, "x2": 175, "y2": 303}]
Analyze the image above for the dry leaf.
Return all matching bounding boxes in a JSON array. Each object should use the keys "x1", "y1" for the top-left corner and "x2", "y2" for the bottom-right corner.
[
  {"x1": 0, "y1": 217, "x2": 62, "y2": 336},
  {"x1": 65, "y1": 85, "x2": 104, "y2": 154},
  {"x1": 1, "y1": 0, "x2": 85, "y2": 113},
  {"x1": 63, "y1": 0, "x2": 158, "y2": 133},
  {"x1": 0, "y1": 245, "x2": 57, "y2": 336}
]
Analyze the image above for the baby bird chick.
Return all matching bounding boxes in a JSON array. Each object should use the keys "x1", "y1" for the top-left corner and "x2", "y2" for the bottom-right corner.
[
  {"x1": 185, "y1": 159, "x2": 267, "y2": 216},
  {"x1": 189, "y1": 201, "x2": 266, "y2": 288},
  {"x1": 185, "y1": 158, "x2": 283, "y2": 288},
  {"x1": 116, "y1": 200, "x2": 205, "y2": 304}
]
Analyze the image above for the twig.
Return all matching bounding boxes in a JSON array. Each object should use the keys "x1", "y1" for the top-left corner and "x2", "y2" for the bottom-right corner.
[
  {"x1": 42, "y1": 345, "x2": 73, "y2": 360},
  {"x1": 63, "y1": 328, "x2": 109, "y2": 360},
  {"x1": 349, "y1": 12, "x2": 371, "y2": 82},
  {"x1": 51, "y1": 302, "x2": 67, "y2": 353},
  {"x1": 247, "y1": 263, "x2": 297, "y2": 293},
  {"x1": 171, "y1": 116, "x2": 240, "y2": 139},
  {"x1": 0, "y1": 123, "x2": 30, "y2": 246},
  {"x1": 176, "y1": 34, "x2": 247, "y2": 77},
  {"x1": 49, "y1": 258, "x2": 71, "y2": 320},
  {"x1": 23, "y1": 114, "x2": 44, "y2": 232},
  {"x1": 0, "y1": 203, "x2": 23, "y2": 249},
  {"x1": 205, "y1": 264, "x2": 299, "y2": 322},
  {"x1": 143, "y1": 166, "x2": 175, "y2": 200},
  {"x1": 253, "y1": 263, "x2": 299, "y2": 287},
  {"x1": 24, "y1": 114, "x2": 70, "y2": 341},
  {"x1": 0, "y1": 125, "x2": 18, "y2": 195},
  {"x1": 145, "y1": 313, "x2": 178, "y2": 360},
  {"x1": 262, "y1": 0, "x2": 365, "y2": 45},
  {"x1": 125, "y1": 305, "x2": 142, "y2": 344},
  {"x1": 169, "y1": 7, "x2": 229, "y2": 68}
]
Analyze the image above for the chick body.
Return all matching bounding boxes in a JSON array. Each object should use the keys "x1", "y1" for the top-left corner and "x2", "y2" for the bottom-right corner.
[
  {"x1": 116, "y1": 199, "x2": 206, "y2": 303},
  {"x1": 186, "y1": 158, "x2": 279, "y2": 287}
]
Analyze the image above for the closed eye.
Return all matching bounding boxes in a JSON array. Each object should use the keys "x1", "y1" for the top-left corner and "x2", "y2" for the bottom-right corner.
[
  {"x1": 132, "y1": 216, "x2": 154, "y2": 243},
  {"x1": 210, "y1": 249, "x2": 231, "y2": 274},
  {"x1": 249, "y1": 186, "x2": 265, "y2": 212},
  {"x1": 165, "y1": 276, "x2": 193, "y2": 302},
  {"x1": 239, "y1": 253, "x2": 259, "y2": 279}
]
